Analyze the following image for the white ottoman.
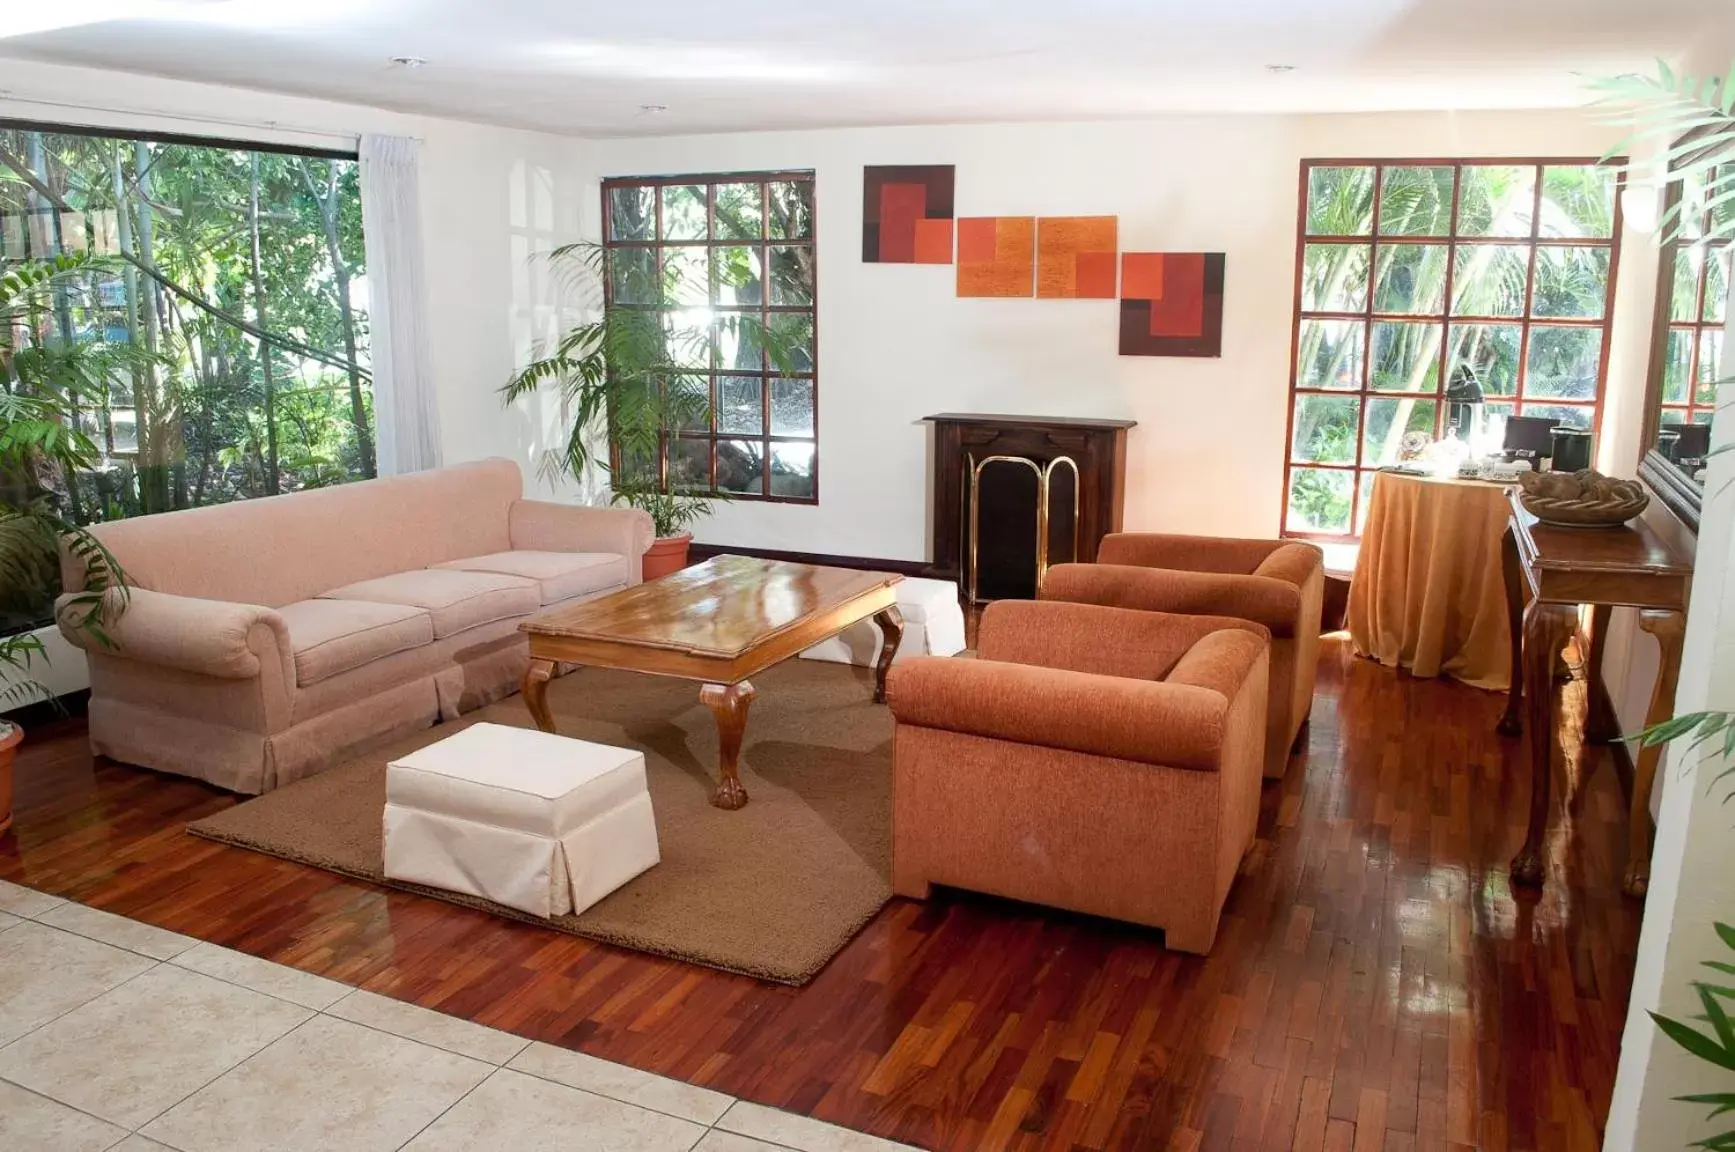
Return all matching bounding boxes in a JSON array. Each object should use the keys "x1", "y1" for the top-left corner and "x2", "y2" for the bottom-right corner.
[
  {"x1": 382, "y1": 722, "x2": 659, "y2": 919},
  {"x1": 800, "y1": 575, "x2": 966, "y2": 666}
]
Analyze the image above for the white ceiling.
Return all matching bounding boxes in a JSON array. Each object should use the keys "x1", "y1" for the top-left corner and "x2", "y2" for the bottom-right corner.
[{"x1": 0, "y1": 0, "x2": 1725, "y2": 137}]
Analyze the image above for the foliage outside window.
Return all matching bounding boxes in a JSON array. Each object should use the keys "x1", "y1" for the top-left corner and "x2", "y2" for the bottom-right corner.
[
  {"x1": 1284, "y1": 160, "x2": 1623, "y2": 538},
  {"x1": 602, "y1": 172, "x2": 817, "y2": 502},
  {"x1": 0, "y1": 121, "x2": 372, "y2": 635},
  {"x1": 1653, "y1": 169, "x2": 1731, "y2": 429}
]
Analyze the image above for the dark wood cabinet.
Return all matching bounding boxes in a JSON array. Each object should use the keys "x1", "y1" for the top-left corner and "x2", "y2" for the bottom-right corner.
[{"x1": 924, "y1": 413, "x2": 1136, "y2": 595}]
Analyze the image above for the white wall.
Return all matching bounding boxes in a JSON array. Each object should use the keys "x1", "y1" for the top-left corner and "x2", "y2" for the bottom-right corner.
[
  {"x1": 0, "y1": 60, "x2": 590, "y2": 702},
  {"x1": 578, "y1": 110, "x2": 1630, "y2": 562}
]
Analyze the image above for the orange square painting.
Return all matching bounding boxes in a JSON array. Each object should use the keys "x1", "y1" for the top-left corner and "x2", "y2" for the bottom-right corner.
[
  {"x1": 1119, "y1": 252, "x2": 1225, "y2": 357},
  {"x1": 1036, "y1": 216, "x2": 1118, "y2": 298},
  {"x1": 956, "y1": 217, "x2": 1035, "y2": 297}
]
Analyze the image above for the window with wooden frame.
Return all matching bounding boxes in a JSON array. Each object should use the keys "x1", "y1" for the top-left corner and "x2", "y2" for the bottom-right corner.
[
  {"x1": 601, "y1": 171, "x2": 818, "y2": 502},
  {"x1": 1283, "y1": 159, "x2": 1625, "y2": 539},
  {"x1": 1650, "y1": 174, "x2": 1730, "y2": 430}
]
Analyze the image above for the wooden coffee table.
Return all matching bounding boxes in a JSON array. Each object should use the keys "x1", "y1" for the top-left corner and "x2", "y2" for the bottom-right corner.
[{"x1": 518, "y1": 555, "x2": 904, "y2": 810}]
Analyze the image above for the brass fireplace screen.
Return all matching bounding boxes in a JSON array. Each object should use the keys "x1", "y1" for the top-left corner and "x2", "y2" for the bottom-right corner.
[{"x1": 967, "y1": 454, "x2": 1081, "y2": 605}]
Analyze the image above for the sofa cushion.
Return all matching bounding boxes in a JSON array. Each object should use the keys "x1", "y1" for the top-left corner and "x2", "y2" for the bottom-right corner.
[
  {"x1": 276, "y1": 599, "x2": 435, "y2": 686},
  {"x1": 431, "y1": 551, "x2": 628, "y2": 606},
  {"x1": 319, "y1": 569, "x2": 540, "y2": 638}
]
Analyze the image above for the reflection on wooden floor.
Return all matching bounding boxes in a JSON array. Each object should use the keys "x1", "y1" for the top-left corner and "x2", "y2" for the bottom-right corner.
[{"x1": 0, "y1": 636, "x2": 1640, "y2": 1151}]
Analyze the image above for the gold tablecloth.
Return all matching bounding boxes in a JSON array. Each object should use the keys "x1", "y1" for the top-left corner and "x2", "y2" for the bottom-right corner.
[{"x1": 1348, "y1": 470, "x2": 1513, "y2": 690}]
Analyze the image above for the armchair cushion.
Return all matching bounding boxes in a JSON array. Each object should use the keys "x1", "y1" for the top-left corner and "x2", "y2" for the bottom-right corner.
[
  {"x1": 55, "y1": 587, "x2": 291, "y2": 682},
  {"x1": 509, "y1": 501, "x2": 654, "y2": 578},
  {"x1": 432, "y1": 551, "x2": 629, "y2": 605},
  {"x1": 276, "y1": 599, "x2": 434, "y2": 686},
  {"x1": 977, "y1": 599, "x2": 1267, "y2": 681},
  {"x1": 319, "y1": 569, "x2": 539, "y2": 638},
  {"x1": 1097, "y1": 533, "x2": 1283, "y2": 575},
  {"x1": 1043, "y1": 563, "x2": 1302, "y2": 636}
]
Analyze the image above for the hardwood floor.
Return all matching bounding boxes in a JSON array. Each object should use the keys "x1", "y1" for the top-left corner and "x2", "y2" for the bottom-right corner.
[{"x1": 0, "y1": 637, "x2": 1641, "y2": 1151}]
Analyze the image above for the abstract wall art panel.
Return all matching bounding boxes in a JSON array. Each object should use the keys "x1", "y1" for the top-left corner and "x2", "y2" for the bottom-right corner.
[
  {"x1": 1036, "y1": 216, "x2": 1118, "y2": 298},
  {"x1": 862, "y1": 165, "x2": 955, "y2": 264},
  {"x1": 956, "y1": 216, "x2": 1036, "y2": 297},
  {"x1": 1119, "y1": 252, "x2": 1226, "y2": 357}
]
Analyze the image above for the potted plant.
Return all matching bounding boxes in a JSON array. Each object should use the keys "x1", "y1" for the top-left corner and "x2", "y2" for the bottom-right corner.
[
  {"x1": 501, "y1": 241, "x2": 796, "y2": 576},
  {"x1": 0, "y1": 254, "x2": 129, "y2": 833}
]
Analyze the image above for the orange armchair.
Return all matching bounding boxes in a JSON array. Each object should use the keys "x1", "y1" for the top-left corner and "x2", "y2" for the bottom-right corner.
[
  {"x1": 1041, "y1": 533, "x2": 1324, "y2": 779},
  {"x1": 885, "y1": 600, "x2": 1269, "y2": 954}
]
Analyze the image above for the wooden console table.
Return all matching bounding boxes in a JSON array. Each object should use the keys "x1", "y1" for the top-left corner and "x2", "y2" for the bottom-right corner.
[{"x1": 1498, "y1": 491, "x2": 1691, "y2": 896}]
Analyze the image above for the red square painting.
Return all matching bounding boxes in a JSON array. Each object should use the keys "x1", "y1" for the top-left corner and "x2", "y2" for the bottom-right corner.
[
  {"x1": 863, "y1": 165, "x2": 955, "y2": 264},
  {"x1": 1119, "y1": 252, "x2": 1225, "y2": 357},
  {"x1": 1036, "y1": 216, "x2": 1118, "y2": 298}
]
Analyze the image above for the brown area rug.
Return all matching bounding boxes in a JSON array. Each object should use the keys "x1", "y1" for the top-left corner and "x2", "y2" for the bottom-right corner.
[{"x1": 189, "y1": 660, "x2": 893, "y2": 985}]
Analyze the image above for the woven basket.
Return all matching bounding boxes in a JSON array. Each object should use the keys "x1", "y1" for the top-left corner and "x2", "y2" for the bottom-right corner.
[{"x1": 1518, "y1": 490, "x2": 1649, "y2": 528}]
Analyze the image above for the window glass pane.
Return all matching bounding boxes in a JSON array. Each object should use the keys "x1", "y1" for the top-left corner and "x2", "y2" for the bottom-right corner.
[
  {"x1": 660, "y1": 184, "x2": 708, "y2": 240},
  {"x1": 769, "y1": 245, "x2": 815, "y2": 306},
  {"x1": 1448, "y1": 323, "x2": 1522, "y2": 397},
  {"x1": 1306, "y1": 166, "x2": 1375, "y2": 236},
  {"x1": 717, "y1": 375, "x2": 764, "y2": 434},
  {"x1": 1363, "y1": 397, "x2": 1438, "y2": 467},
  {"x1": 1457, "y1": 165, "x2": 1536, "y2": 237},
  {"x1": 1705, "y1": 246, "x2": 1730, "y2": 323},
  {"x1": 1521, "y1": 403, "x2": 1593, "y2": 430},
  {"x1": 717, "y1": 439, "x2": 765, "y2": 494},
  {"x1": 1296, "y1": 320, "x2": 1365, "y2": 390},
  {"x1": 767, "y1": 181, "x2": 813, "y2": 239},
  {"x1": 1524, "y1": 326, "x2": 1602, "y2": 401},
  {"x1": 608, "y1": 185, "x2": 655, "y2": 240},
  {"x1": 1377, "y1": 166, "x2": 1454, "y2": 236},
  {"x1": 1670, "y1": 249, "x2": 1703, "y2": 322},
  {"x1": 1373, "y1": 244, "x2": 1447, "y2": 314},
  {"x1": 667, "y1": 375, "x2": 711, "y2": 432},
  {"x1": 1450, "y1": 245, "x2": 1529, "y2": 316},
  {"x1": 770, "y1": 377, "x2": 814, "y2": 435},
  {"x1": 1369, "y1": 321, "x2": 1442, "y2": 392},
  {"x1": 712, "y1": 246, "x2": 764, "y2": 307},
  {"x1": 1287, "y1": 467, "x2": 1354, "y2": 534},
  {"x1": 663, "y1": 312, "x2": 714, "y2": 369},
  {"x1": 1531, "y1": 246, "x2": 1609, "y2": 318},
  {"x1": 1356, "y1": 471, "x2": 1378, "y2": 534},
  {"x1": 668, "y1": 437, "x2": 711, "y2": 489},
  {"x1": 1699, "y1": 330, "x2": 1724, "y2": 405},
  {"x1": 713, "y1": 182, "x2": 762, "y2": 240},
  {"x1": 768, "y1": 312, "x2": 815, "y2": 373},
  {"x1": 715, "y1": 314, "x2": 762, "y2": 373},
  {"x1": 1540, "y1": 165, "x2": 1615, "y2": 239},
  {"x1": 770, "y1": 441, "x2": 815, "y2": 498},
  {"x1": 663, "y1": 247, "x2": 708, "y2": 306},
  {"x1": 1302, "y1": 243, "x2": 1369, "y2": 311},
  {"x1": 609, "y1": 247, "x2": 657, "y2": 305},
  {"x1": 1290, "y1": 395, "x2": 1360, "y2": 464},
  {"x1": 1662, "y1": 329, "x2": 1694, "y2": 404}
]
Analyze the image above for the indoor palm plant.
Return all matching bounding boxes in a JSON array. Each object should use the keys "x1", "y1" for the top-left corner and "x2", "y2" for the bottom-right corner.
[
  {"x1": 501, "y1": 240, "x2": 794, "y2": 577},
  {"x1": 0, "y1": 253, "x2": 129, "y2": 833}
]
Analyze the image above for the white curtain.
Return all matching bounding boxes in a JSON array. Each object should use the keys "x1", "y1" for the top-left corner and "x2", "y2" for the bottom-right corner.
[{"x1": 360, "y1": 134, "x2": 442, "y2": 474}]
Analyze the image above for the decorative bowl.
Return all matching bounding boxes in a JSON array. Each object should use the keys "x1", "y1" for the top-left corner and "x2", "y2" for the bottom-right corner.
[{"x1": 1516, "y1": 468, "x2": 1649, "y2": 528}]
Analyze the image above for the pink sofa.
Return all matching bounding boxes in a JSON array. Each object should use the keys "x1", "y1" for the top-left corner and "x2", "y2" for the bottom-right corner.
[{"x1": 56, "y1": 459, "x2": 652, "y2": 794}]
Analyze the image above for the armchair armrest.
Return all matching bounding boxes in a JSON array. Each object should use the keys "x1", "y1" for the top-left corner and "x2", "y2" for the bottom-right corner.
[
  {"x1": 1043, "y1": 563, "x2": 1302, "y2": 637},
  {"x1": 1252, "y1": 541, "x2": 1324, "y2": 588},
  {"x1": 886, "y1": 656, "x2": 1232, "y2": 771},
  {"x1": 1097, "y1": 533, "x2": 1283, "y2": 575},
  {"x1": 509, "y1": 500, "x2": 654, "y2": 570},
  {"x1": 55, "y1": 587, "x2": 292, "y2": 681}
]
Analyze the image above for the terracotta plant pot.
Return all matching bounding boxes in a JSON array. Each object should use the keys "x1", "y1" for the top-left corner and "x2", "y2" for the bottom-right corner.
[
  {"x1": 640, "y1": 532, "x2": 694, "y2": 581},
  {"x1": 0, "y1": 721, "x2": 21, "y2": 838}
]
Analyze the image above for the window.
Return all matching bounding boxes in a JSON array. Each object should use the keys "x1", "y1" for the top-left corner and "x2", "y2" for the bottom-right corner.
[
  {"x1": 1651, "y1": 171, "x2": 1730, "y2": 429},
  {"x1": 1, "y1": 120, "x2": 371, "y2": 633},
  {"x1": 602, "y1": 171, "x2": 818, "y2": 502},
  {"x1": 1283, "y1": 160, "x2": 1623, "y2": 538}
]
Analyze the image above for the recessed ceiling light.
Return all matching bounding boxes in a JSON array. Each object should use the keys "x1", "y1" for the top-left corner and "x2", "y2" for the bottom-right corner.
[
  {"x1": 639, "y1": 103, "x2": 668, "y2": 114},
  {"x1": 390, "y1": 56, "x2": 428, "y2": 68},
  {"x1": 1265, "y1": 64, "x2": 1296, "y2": 73}
]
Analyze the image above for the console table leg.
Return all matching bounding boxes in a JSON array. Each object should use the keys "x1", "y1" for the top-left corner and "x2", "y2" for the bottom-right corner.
[
  {"x1": 522, "y1": 658, "x2": 556, "y2": 733},
  {"x1": 872, "y1": 605, "x2": 905, "y2": 704},
  {"x1": 1512, "y1": 600, "x2": 1575, "y2": 888},
  {"x1": 1625, "y1": 609, "x2": 1686, "y2": 897},
  {"x1": 1497, "y1": 526, "x2": 1526, "y2": 737},
  {"x1": 700, "y1": 680, "x2": 756, "y2": 811}
]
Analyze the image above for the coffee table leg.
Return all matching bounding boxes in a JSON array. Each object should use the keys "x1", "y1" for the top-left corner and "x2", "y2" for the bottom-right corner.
[
  {"x1": 700, "y1": 680, "x2": 756, "y2": 810},
  {"x1": 872, "y1": 605, "x2": 905, "y2": 704},
  {"x1": 522, "y1": 658, "x2": 556, "y2": 733}
]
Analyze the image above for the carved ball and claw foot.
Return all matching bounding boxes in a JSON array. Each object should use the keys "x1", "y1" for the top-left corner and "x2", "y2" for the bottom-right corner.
[
  {"x1": 871, "y1": 605, "x2": 904, "y2": 705},
  {"x1": 1510, "y1": 848, "x2": 1545, "y2": 890},
  {"x1": 700, "y1": 680, "x2": 756, "y2": 811}
]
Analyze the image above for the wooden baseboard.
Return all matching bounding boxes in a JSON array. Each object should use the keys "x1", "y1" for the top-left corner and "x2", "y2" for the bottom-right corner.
[{"x1": 688, "y1": 542, "x2": 934, "y2": 578}]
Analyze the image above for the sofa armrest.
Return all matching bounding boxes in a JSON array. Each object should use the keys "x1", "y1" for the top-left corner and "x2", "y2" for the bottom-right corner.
[
  {"x1": 1043, "y1": 563, "x2": 1302, "y2": 637},
  {"x1": 509, "y1": 500, "x2": 655, "y2": 580},
  {"x1": 886, "y1": 656, "x2": 1231, "y2": 771},
  {"x1": 1097, "y1": 533, "x2": 1282, "y2": 575},
  {"x1": 55, "y1": 587, "x2": 292, "y2": 682}
]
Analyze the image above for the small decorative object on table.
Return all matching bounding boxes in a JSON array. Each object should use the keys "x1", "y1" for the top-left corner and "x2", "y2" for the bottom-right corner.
[
  {"x1": 1398, "y1": 431, "x2": 1431, "y2": 462},
  {"x1": 1517, "y1": 468, "x2": 1649, "y2": 528}
]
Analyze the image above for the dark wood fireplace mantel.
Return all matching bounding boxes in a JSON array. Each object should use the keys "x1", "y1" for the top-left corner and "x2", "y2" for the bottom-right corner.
[{"x1": 925, "y1": 413, "x2": 1136, "y2": 591}]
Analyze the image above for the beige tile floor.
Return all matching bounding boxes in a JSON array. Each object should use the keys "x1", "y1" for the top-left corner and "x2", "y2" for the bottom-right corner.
[{"x1": 0, "y1": 879, "x2": 925, "y2": 1152}]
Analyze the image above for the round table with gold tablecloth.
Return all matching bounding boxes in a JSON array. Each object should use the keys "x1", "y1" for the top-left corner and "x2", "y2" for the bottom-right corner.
[{"x1": 1347, "y1": 470, "x2": 1514, "y2": 690}]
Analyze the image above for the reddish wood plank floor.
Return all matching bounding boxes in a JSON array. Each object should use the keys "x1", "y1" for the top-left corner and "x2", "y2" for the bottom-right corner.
[{"x1": 0, "y1": 637, "x2": 1641, "y2": 1151}]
